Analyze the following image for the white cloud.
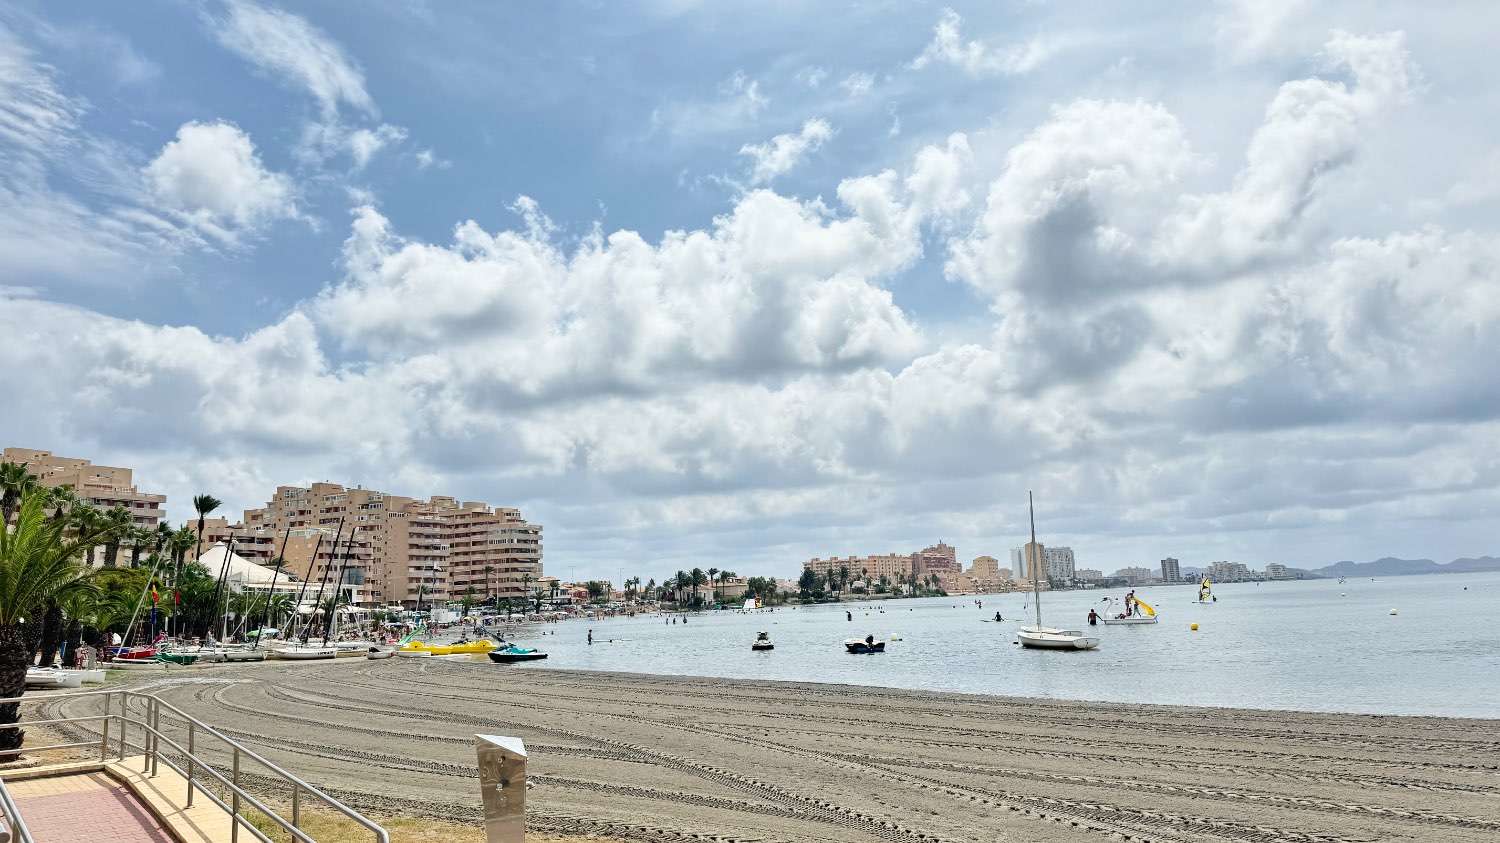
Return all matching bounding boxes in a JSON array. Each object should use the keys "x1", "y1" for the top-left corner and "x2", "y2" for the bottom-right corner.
[
  {"x1": 840, "y1": 72, "x2": 875, "y2": 97},
  {"x1": 347, "y1": 123, "x2": 407, "y2": 170},
  {"x1": 145, "y1": 121, "x2": 299, "y2": 241},
  {"x1": 800, "y1": 66, "x2": 828, "y2": 89},
  {"x1": 739, "y1": 118, "x2": 834, "y2": 184},
  {"x1": 912, "y1": 8, "x2": 1064, "y2": 77},
  {"x1": 213, "y1": 0, "x2": 373, "y2": 118},
  {"x1": 1214, "y1": 0, "x2": 1319, "y2": 63}
]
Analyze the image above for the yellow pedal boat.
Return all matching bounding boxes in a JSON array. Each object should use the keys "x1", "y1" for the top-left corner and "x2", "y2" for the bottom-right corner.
[{"x1": 399, "y1": 640, "x2": 494, "y2": 657}]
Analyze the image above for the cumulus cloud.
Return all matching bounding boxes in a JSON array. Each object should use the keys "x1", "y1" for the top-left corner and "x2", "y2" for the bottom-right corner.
[
  {"x1": 145, "y1": 121, "x2": 299, "y2": 241},
  {"x1": 347, "y1": 123, "x2": 407, "y2": 170},
  {"x1": 739, "y1": 118, "x2": 834, "y2": 184},
  {"x1": 840, "y1": 72, "x2": 875, "y2": 97},
  {"x1": 912, "y1": 8, "x2": 1063, "y2": 77}
]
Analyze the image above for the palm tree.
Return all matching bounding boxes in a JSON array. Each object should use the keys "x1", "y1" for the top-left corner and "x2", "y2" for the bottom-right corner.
[
  {"x1": 191, "y1": 493, "x2": 222, "y2": 561},
  {"x1": 46, "y1": 484, "x2": 76, "y2": 522},
  {"x1": 707, "y1": 567, "x2": 719, "y2": 603},
  {"x1": 483, "y1": 565, "x2": 496, "y2": 604},
  {"x1": 0, "y1": 488, "x2": 114, "y2": 756},
  {"x1": 531, "y1": 588, "x2": 545, "y2": 614},
  {"x1": 838, "y1": 565, "x2": 851, "y2": 595},
  {"x1": 127, "y1": 525, "x2": 154, "y2": 568},
  {"x1": 520, "y1": 572, "x2": 533, "y2": 606},
  {"x1": 461, "y1": 585, "x2": 478, "y2": 618},
  {"x1": 100, "y1": 506, "x2": 134, "y2": 567},
  {"x1": 690, "y1": 568, "x2": 707, "y2": 607},
  {"x1": 70, "y1": 506, "x2": 104, "y2": 567},
  {"x1": 674, "y1": 570, "x2": 690, "y2": 604},
  {"x1": 548, "y1": 578, "x2": 560, "y2": 605},
  {"x1": 0, "y1": 461, "x2": 37, "y2": 524},
  {"x1": 645, "y1": 577, "x2": 656, "y2": 602},
  {"x1": 169, "y1": 526, "x2": 196, "y2": 568}
]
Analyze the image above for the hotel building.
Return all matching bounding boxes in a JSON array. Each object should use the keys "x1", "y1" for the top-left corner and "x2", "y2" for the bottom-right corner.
[
  {"x1": 3, "y1": 447, "x2": 166, "y2": 527},
  {"x1": 1160, "y1": 557, "x2": 1181, "y2": 583}
]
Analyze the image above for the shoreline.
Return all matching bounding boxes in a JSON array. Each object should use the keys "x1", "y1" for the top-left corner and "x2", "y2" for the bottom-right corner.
[{"x1": 50, "y1": 659, "x2": 1500, "y2": 843}]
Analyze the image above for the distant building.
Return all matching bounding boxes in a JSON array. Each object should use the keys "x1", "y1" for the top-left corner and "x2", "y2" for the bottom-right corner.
[
  {"x1": 3, "y1": 447, "x2": 166, "y2": 528},
  {"x1": 1160, "y1": 557, "x2": 1181, "y2": 583},
  {"x1": 1075, "y1": 568, "x2": 1103, "y2": 581},
  {"x1": 915, "y1": 541, "x2": 962, "y2": 577},
  {"x1": 1114, "y1": 566, "x2": 1155, "y2": 585},
  {"x1": 1207, "y1": 560, "x2": 1251, "y2": 582},
  {"x1": 1265, "y1": 563, "x2": 1289, "y2": 580},
  {"x1": 965, "y1": 555, "x2": 1013, "y2": 591},
  {"x1": 804, "y1": 553, "x2": 912, "y2": 584},
  {"x1": 1010, "y1": 544, "x2": 1075, "y2": 580}
]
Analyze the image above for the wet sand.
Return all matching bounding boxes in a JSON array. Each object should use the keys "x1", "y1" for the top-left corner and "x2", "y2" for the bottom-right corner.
[{"x1": 48, "y1": 658, "x2": 1500, "y2": 843}]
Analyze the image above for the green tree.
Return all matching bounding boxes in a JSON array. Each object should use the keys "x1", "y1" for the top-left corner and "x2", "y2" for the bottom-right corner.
[
  {"x1": 461, "y1": 585, "x2": 478, "y2": 617},
  {"x1": 100, "y1": 506, "x2": 134, "y2": 568},
  {"x1": 674, "y1": 570, "x2": 690, "y2": 603},
  {"x1": 531, "y1": 588, "x2": 545, "y2": 614},
  {"x1": 690, "y1": 568, "x2": 707, "y2": 607},
  {"x1": 707, "y1": 567, "x2": 719, "y2": 603},
  {"x1": 483, "y1": 565, "x2": 496, "y2": 604},
  {"x1": 798, "y1": 568, "x2": 820, "y2": 600},
  {"x1": 0, "y1": 488, "x2": 113, "y2": 756},
  {"x1": 585, "y1": 580, "x2": 606, "y2": 600},
  {"x1": 0, "y1": 461, "x2": 38, "y2": 524},
  {"x1": 645, "y1": 577, "x2": 656, "y2": 601},
  {"x1": 46, "y1": 484, "x2": 77, "y2": 522},
  {"x1": 69, "y1": 505, "x2": 104, "y2": 567}
]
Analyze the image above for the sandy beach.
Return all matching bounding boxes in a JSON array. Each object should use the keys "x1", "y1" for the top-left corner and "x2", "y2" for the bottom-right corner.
[{"x1": 44, "y1": 659, "x2": 1500, "y2": 843}]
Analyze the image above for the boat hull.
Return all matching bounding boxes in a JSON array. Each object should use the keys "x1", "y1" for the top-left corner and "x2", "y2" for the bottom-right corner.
[
  {"x1": 844, "y1": 640, "x2": 885, "y2": 654},
  {"x1": 751, "y1": 643, "x2": 774, "y2": 651},
  {"x1": 1018, "y1": 627, "x2": 1100, "y2": 650},
  {"x1": 487, "y1": 650, "x2": 547, "y2": 663},
  {"x1": 111, "y1": 659, "x2": 169, "y2": 670},
  {"x1": 266, "y1": 647, "x2": 337, "y2": 660},
  {"x1": 366, "y1": 647, "x2": 396, "y2": 660},
  {"x1": 223, "y1": 650, "x2": 267, "y2": 662},
  {"x1": 1100, "y1": 617, "x2": 1158, "y2": 625}
]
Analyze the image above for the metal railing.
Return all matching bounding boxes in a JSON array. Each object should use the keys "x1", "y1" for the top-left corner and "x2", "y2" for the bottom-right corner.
[
  {"x1": 0, "y1": 689, "x2": 388, "y2": 843},
  {"x1": 0, "y1": 772, "x2": 35, "y2": 843}
]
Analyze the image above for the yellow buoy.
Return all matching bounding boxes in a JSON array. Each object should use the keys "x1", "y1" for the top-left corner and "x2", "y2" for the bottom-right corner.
[
  {"x1": 1389, "y1": 609, "x2": 1398, "y2": 615},
  {"x1": 1190, "y1": 623, "x2": 1199, "y2": 631}
]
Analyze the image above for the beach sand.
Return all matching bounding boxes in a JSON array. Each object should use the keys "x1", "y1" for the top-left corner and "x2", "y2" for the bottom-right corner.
[{"x1": 52, "y1": 659, "x2": 1500, "y2": 843}]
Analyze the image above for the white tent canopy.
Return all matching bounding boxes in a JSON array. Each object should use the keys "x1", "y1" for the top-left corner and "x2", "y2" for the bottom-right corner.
[{"x1": 196, "y1": 543, "x2": 302, "y2": 594}]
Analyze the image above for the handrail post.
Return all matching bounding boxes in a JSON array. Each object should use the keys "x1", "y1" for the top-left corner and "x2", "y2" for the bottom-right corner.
[
  {"x1": 186, "y1": 721, "x2": 196, "y2": 807},
  {"x1": 149, "y1": 696, "x2": 160, "y2": 777},
  {"x1": 116, "y1": 693, "x2": 127, "y2": 761},
  {"x1": 291, "y1": 782, "x2": 300, "y2": 830},
  {"x1": 231, "y1": 746, "x2": 240, "y2": 843},
  {"x1": 99, "y1": 715, "x2": 111, "y2": 762}
]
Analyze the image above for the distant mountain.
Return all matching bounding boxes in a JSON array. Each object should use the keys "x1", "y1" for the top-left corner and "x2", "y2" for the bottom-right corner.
[{"x1": 1311, "y1": 556, "x2": 1500, "y2": 577}]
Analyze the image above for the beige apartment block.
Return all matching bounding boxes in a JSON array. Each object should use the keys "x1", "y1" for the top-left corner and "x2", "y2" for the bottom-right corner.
[
  {"x1": 194, "y1": 515, "x2": 379, "y2": 604},
  {"x1": 242, "y1": 482, "x2": 542, "y2": 608},
  {"x1": 804, "y1": 553, "x2": 913, "y2": 583},
  {"x1": 3, "y1": 447, "x2": 166, "y2": 526}
]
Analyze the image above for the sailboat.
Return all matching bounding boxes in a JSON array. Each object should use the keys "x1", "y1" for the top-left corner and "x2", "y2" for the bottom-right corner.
[
  {"x1": 1197, "y1": 577, "x2": 1213, "y2": 603},
  {"x1": 1016, "y1": 493, "x2": 1100, "y2": 651},
  {"x1": 1101, "y1": 595, "x2": 1158, "y2": 625}
]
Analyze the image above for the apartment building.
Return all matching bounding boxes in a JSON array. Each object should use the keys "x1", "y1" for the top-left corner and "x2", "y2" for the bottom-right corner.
[
  {"x1": 3, "y1": 447, "x2": 166, "y2": 526},
  {"x1": 1011, "y1": 544, "x2": 1076, "y2": 580},
  {"x1": 1113, "y1": 566, "x2": 1155, "y2": 585},
  {"x1": 1206, "y1": 560, "x2": 1251, "y2": 582},
  {"x1": 804, "y1": 553, "x2": 913, "y2": 583},
  {"x1": 1160, "y1": 557, "x2": 1181, "y2": 583},
  {"x1": 241, "y1": 482, "x2": 542, "y2": 608}
]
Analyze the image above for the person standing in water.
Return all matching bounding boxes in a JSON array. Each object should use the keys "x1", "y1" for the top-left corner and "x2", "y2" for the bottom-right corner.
[
  {"x1": 847, "y1": 610, "x2": 852, "y2": 621},
  {"x1": 1087, "y1": 609, "x2": 1099, "y2": 626},
  {"x1": 587, "y1": 629, "x2": 593, "y2": 645}
]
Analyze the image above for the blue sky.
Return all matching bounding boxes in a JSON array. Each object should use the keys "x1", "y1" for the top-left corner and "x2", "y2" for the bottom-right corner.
[{"x1": 3, "y1": 1, "x2": 1499, "y2": 580}]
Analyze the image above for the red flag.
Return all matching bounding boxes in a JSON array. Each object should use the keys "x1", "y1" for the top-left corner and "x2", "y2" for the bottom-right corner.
[
  {"x1": 174, "y1": 588, "x2": 180, "y2": 605},
  {"x1": 151, "y1": 585, "x2": 159, "y2": 604}
]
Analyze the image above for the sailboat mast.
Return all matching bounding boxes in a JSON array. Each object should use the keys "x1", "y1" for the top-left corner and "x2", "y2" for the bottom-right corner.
[{"x1": 1029, "y1": 491, "x2": 1041, "y2": 628}]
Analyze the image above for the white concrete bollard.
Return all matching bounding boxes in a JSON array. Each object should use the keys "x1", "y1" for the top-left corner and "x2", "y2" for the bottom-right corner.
[{"x1": 476, "y1": 734, "x2": 528, "y2": 843}]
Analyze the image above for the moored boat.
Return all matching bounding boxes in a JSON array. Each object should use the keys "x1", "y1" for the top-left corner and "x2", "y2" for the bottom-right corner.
[
  {"x1": 1017, "y1": 493, "x2": 1100, "y2": 652},
  {"x1": 367, "y1": 646, "x2": 396, "y2": 660},
  {"x1": 844, "y1": 637, "x2": 885, "y2": 654},
  {"x1": 1101, "y1": 596, "x2": 1158, "y2": 625}
]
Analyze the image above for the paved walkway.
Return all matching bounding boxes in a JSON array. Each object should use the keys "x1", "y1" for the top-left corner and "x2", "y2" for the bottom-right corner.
[{"x1": 7, "y1": 771, "x2": 174, "y2": 842}]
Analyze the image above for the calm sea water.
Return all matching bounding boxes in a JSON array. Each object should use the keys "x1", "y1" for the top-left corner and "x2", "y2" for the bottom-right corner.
[{"x1": 499, "y1": 572, "x2": 1500, "y2": 718}]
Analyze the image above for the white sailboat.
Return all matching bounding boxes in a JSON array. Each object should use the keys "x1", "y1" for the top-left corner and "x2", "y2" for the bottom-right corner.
[{"x1": 1016, "y1": 492, "x2": 1100, "y2": 651}]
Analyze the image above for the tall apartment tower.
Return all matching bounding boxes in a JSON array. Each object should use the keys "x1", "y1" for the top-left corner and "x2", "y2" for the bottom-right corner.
[{"x1": 1160, "y1": 557, "x2": 1181, "y2": 583}]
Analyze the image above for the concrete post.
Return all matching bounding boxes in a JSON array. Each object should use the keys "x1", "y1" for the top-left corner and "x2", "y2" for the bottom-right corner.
[{"x1": 476, "y1": 734, "x2": 528, "y2": 843}]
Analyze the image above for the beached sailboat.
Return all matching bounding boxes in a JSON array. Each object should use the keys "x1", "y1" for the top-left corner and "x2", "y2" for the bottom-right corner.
[{"x1": 1017, "y1": 493, "x2": 1100, "y2": 651}]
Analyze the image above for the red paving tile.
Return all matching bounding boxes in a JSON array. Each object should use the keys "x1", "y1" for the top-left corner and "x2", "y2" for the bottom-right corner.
[{"x1": 11, "y1": 773, "x2": 174, "y2": 842}]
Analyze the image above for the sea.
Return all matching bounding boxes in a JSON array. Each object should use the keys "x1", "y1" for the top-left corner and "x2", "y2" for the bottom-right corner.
[{"x1": 500, "y1": 571, "x2": 1500, "y2": 718}]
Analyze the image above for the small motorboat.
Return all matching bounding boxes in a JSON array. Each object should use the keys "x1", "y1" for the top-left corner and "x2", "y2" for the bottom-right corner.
[
  {"x1": 487, "y1": 645, "x2": 548, "y2": 663},
  {"x1": 751, "y1": 632, "x2": 774, "y2": 651},
  {"x1": 844, "y1": 637, "x2": 885, "y2": 654},
  {"x1": 366, "y1": 646, "x2": 396, "y2": 660}
]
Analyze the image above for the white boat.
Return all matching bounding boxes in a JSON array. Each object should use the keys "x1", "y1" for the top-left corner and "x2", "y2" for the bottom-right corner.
[
  {"x1": 224, "y1": 649, "x2": 268, "y2": 662},
  {"x1": 395, "y1": 648, "x2": 432, "y2": 658},
  {"x1": 366, "y1": 646, "x2": 396, "y2": 660},
  {"x1": 1017, "y1": 493, "x2": 1100, "y2": 652},
  {"x1": 265, "y1": 646, "x2": 337, "y2": 660},
  {"x1": 76, "y1": 669, "x2": 106, "y2": 684},
  {"x1": 25, "y1": 668, "x2": 74, "y2": 688},
  {"x1": 335, "y1": 641, "x2": 381, "y2": 658},
  {"x1": 111, "y1": 658, "x2": 169, "y2": 670}
]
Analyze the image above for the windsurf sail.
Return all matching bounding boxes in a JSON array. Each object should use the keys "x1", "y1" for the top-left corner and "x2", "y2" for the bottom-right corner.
[
  {"x1": 1135, "y1": 597, "x2": 1156, "y2": 617},
  {"x1": 1198, "y1": 578, "x2": 1212, "y2": 602}
]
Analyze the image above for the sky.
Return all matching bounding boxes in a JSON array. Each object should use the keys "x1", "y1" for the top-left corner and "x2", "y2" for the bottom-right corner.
[{"x1": 2, "y1": 0, "x2": 1498, "y2": 581}]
